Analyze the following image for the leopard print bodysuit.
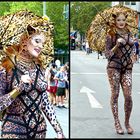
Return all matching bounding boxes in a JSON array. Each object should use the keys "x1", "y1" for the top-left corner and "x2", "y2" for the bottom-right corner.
[
  {"x1": 0, "y1": 57, "x2": 63, "y2": 138},
  {"x1": 105, "y1": 31, "x2": 134, "y2": 130}
]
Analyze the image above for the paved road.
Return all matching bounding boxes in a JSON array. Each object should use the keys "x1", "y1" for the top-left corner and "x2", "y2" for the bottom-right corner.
[{"x1": 71, "y1": 50, "x2": 140, "y2": 138}]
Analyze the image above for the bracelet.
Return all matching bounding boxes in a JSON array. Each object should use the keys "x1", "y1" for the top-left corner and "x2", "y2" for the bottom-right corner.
[
  {"x1": 9, "y1": 88, "x2": 20, "y2": 99},
  {"x1": 111, "y1": 45, "x2": 117, "y2": 53},
  {"x1": 111, "y1": 48, "x2": 115, "y2": 53}
]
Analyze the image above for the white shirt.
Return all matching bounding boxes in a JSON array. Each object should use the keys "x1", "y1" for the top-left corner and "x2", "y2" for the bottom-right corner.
[{"x1": 86, "y1": 42, "x2": 89, "y2": 49}]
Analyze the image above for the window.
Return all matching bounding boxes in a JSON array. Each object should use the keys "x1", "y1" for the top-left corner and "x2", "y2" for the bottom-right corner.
[
  {"x1": 119, "y1": 2, "x2": 124, "y2": 5},
  {"x1": 125, "y1": 2, "x2": 130, "y2": 5},
  {"x1": 131, "y1": 2, "x2": 136, "y2": 5}
]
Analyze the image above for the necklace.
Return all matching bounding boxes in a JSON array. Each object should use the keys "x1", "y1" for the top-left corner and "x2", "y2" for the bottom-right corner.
[
  {"x1": 16, "y1": 54, "x2": 34, "y2": 69},
  {"x1": 116, "y1": 28, "x2": 128, "y2": 36}
]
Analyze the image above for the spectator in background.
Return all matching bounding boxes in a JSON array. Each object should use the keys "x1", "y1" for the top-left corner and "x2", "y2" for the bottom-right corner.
[
  {"x1": 47, "y1": 68, "x2": 57, "y2": 106},
  {"x1": 64, "y1": 62, "x2": 69, "y2": 108},
  {"x1": 50, "y1": 63, "x2": 58, "y2": 74},
  {"x1": 85, "y1": 40, "x2": 90, "y2": 55},
  {"x1": 82, "y1": 41, "x2": 86, "y2": 51},
  {"x1": 134, "y1": 38, "x2": 139, "y2": 63},
  {"x1": 54, "y1": 66, "x2": 67, "y2": 108}
]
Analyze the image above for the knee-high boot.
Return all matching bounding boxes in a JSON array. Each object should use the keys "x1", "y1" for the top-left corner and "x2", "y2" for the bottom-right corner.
[{"x1": 124, "y1": 95, "x2": 133, "y2": 134}]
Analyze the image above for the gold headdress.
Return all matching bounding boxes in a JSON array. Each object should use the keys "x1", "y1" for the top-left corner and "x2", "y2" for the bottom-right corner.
[
  {"x1": 86, "y1": 4, "x2": 138, "y2": 52},
  {"x1": 0, "y1": 9, "x2": 54, "y2": 68}
]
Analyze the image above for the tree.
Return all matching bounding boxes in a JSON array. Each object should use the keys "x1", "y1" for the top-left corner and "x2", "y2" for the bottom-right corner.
[
  {"x1": 71, "y1": 2, "x2": 111, "y2": 36},
  {"x1": 0, "y1": 2, "x2": 10, "y2": 16},
  {"x1": 3, "y1": 2, "x2": 42, "y2": 16},
  {"x1": 0, "y1": 2, "x2": 69, "y2": 51},
  {"x1": 46, "y1": 2, "x2": 69, "y2": 51}
]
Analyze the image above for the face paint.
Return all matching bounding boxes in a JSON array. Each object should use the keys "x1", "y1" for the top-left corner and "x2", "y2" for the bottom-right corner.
[
  {"x1": 26, "y1": 33, "x2": 46, "y2": 58},
  {"x1": 116, "y1": 14, "x2": 126, "y2": 29}
]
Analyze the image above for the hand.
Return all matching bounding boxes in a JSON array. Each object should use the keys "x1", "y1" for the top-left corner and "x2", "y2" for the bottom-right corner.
[
  {"x1": 21, "y1": 74, "x2": 32, "y2": 84},
  {"x1": 12, "y1": 72, "x2": 32, "y2": 93},
  {"x1": 64, "y1": 76, "x2": 68, "y2": 81},
  {"x1": 59, "y1": 79, "x2": 64, "y2": 82},
  {"x1": 47, "y1": 86, "x2": 50, "y2": 90},
  {"x1": 117, "y1": 38, "x2": 126, "y2": 46}
]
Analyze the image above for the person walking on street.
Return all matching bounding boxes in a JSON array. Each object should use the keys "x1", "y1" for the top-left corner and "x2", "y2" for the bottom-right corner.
[
  {"x1": 134, "y1": 38, "x2": 139, "y2": 63},
  {"x1": 85, "y1": 40, "x2": 90, "y2": 55},
  {"x1": 82, "y1": 41, "x2": 86, "y2": 51},
  {"x1": 105, "y1": 12, "x2": 135, "y2": 135}
]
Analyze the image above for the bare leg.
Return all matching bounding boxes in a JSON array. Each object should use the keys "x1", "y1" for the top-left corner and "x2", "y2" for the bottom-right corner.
[
  {"x1": 56, "y1": 95, "x2": 59, "y2": 106},
  {"x1": 52, "y1": 94, "x2": 56, "y2": 105}
]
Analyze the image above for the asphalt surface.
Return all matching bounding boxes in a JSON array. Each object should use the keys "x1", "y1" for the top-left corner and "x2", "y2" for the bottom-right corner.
[{"x1": 71, "y1": 50, "x2": 140, "y2": 138}]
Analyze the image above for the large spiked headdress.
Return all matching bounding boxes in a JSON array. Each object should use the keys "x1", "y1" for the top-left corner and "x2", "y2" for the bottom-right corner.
[
  {"x1": 0, "y1": 9, "x2": 54, "y2": 68},
  {"x1": 86, "y1": 4, "x2": 138, "y2": 52}
]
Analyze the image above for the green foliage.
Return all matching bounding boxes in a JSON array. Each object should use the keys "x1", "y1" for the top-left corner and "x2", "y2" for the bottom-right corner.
[
  {"x1": 0, "y1": 2, "x2": 10, "y2": 16},
  {"x1": 46, "y1": 2, "x2": 69, "y2": 51},
  {"x1": 0, "y1": 2, "x2": 69, "y2": 51},
  {"x1": 3, "y1": 2, "x2": 42, "y2": 16},
  {"x1": 71, "y1": 2, "x2": 111, "y2": 35}
]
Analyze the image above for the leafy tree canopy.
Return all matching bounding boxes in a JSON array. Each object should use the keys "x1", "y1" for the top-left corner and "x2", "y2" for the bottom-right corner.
[
  {"x1": 0, "y1": 2, "x2": 69, "y2": 51},
  {"x1": 71, "y1": 2, "x2": 111, "y2": 35}
]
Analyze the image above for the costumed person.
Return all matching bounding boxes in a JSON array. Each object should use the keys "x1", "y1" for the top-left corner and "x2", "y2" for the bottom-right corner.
[
  {"x1": 105, "y1": 12, "x2": 136, "y2": 135},
  {"x1": 0, "y1": 24, "x2": 65, "y2": 138}
]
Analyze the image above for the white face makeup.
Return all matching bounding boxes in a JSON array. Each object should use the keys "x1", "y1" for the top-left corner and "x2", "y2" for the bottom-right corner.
[
  {"x1": 27, "y1": 33, "x2": 46, "y2": 58},
  {"x1": 116, "y1": 14, "x2": 126, "y2": 29}
]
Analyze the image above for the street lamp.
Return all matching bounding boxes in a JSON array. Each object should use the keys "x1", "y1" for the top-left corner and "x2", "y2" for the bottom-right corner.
[
  {"x1": 43, "y1": 1, "x2": 46, "y2": 16},
  {"x1": 42, "y1": 1, "x2": 50, "y2": 21},
  {"x1": 63, "y1": 4, "x2": 69, "y2": 20}
]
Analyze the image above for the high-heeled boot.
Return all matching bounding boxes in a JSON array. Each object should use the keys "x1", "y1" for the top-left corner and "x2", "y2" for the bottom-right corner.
[
  {"x1": 115, "y1": 120, "x2": 124, "y2": 135},
  {"x1": 124, "y1": 96, "x2": 133, "y2": 134},
  {"x1": 110, "y1": 95, "x2": 124, "y2": 135}
]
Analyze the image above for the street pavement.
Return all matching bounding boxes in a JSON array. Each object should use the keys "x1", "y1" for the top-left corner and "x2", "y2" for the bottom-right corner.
[{"x1": 71, "y1": 50, "x2": 140, "y2": 138}]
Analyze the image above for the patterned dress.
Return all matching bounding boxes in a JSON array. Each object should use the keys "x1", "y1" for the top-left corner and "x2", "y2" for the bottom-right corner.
[{"x1": 0, "y1": 57, "x2": 63, "y2": 138}]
